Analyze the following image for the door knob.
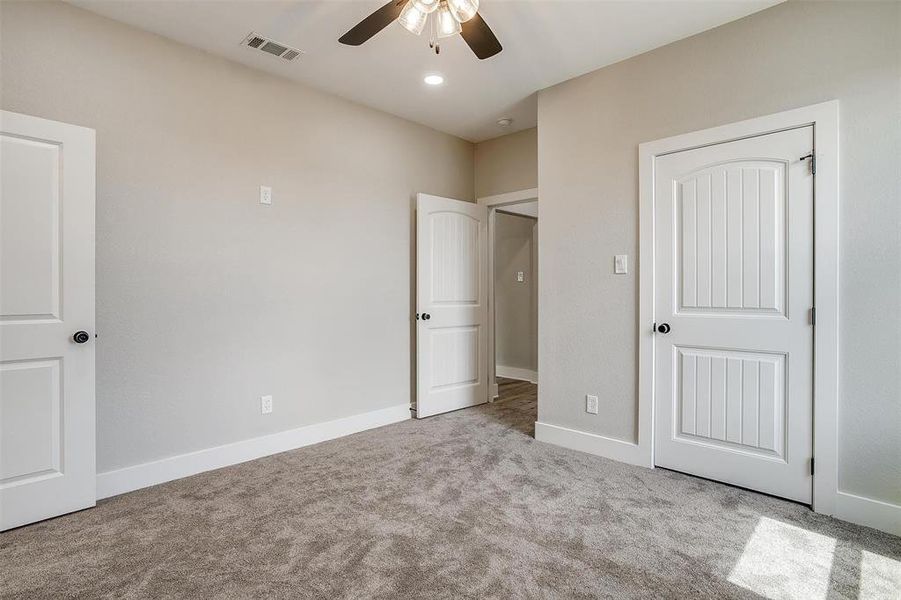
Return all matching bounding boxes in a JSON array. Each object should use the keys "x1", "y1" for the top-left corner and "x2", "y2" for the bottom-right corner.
[
  {"x1": 422, "y1": 313, "x2": 431, "y2": 320},
  {"x1": 73, "y1": 331, "x2": 91, "y2": 344},
  {"x1": 656, "y1": 323, "x2": 671, "y2": 334}
]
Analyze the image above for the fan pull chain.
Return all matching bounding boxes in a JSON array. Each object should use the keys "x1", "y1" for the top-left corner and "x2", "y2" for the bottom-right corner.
[{"x1": 428, "y1": 12, "x2": 439, "y2": 54}]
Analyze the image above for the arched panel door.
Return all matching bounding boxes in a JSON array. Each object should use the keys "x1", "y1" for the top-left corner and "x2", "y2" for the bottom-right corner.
[
  {"x1": 416, "y1": 194, "x2": 488, "y2": 418},
  {"x1": 654, "y1": 126, "x2": 814, "y2": 503}
]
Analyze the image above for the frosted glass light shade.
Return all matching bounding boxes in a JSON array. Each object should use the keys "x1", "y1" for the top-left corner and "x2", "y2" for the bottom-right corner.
[
  {"x1": 436, "y1": 2, "x2": 462, "y2": 37},
  {"x1": 448, "y1": 0, "x2": 478, "y2": 23},
  {"x1": 412, "y1": 0, "x2": 440, "y2": 14},
  {"x1": 398, "y1": 1, "x2": 427, "y2": 35}
]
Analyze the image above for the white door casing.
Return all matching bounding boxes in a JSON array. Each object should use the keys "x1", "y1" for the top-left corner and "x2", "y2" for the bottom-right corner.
[
  {"x1": 0, "y1": 111, "x2": 96, "y2": 530},
  {"x1": 653, "y1": 126, "x2": 814, "y2": 503},
  {"x1": 416, "y1": 193, "x2": 488, "y2": 418},
  {"x1": 477, "y1": 188, "x2": 539, "y2": 402}
]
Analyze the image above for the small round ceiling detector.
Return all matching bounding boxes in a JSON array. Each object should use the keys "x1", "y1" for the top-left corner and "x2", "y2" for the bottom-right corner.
[{"x1": 497, "y1": 118, "x2": 513, "y2": 128}]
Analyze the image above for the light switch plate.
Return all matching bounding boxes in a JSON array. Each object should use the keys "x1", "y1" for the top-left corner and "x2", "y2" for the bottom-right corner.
[
  {"x1": 516, "y1": 271, "x2": 524, "y2": 282},
  {"x1": 260, "y1": 185, "x2": 272, "y2": 205},
  {"x1": 614, "y1": 254, "x2": 628, "y2": 274},
  {"x1": 261, "y1": 395, "x2": 273, "y2": 414},
  {"x1": 586, "y1": 394, "x2": 599, "y2": 415}
]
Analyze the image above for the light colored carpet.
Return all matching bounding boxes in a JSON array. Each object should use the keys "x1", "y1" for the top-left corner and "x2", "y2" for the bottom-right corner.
[{"x1": 2, "y1": 379, "x2": 899, "y2": 599}]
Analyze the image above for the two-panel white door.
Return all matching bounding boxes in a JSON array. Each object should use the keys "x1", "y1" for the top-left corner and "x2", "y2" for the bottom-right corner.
[
  {"x1": 654, "y1": 126, "x2": 814, "y2": 503},
  {"x1": 1, "y1": 111, "x2": 96, "y2": 530},
  {"x1": 416, "y1": 194, "x2": 488, "y2": 418}
]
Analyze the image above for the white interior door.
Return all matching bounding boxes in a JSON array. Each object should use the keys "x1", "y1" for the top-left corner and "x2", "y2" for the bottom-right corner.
[
  {"x1": 416, "y1": 193, "x2": 488, "y2": 418},
  {"x1": 653, "y1": 126, "x2": 814, "y2": 503},
  {"x1": 1, "y1": 111, "x2": 96, "y2": 530}
]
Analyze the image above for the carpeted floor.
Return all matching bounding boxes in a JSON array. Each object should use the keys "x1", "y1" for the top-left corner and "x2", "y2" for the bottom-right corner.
[{"x1": 2, "y1": 379, "x2": 899, "y2": 599}]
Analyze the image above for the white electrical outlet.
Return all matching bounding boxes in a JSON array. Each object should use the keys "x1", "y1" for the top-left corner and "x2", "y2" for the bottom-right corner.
[
  {"x1": 586, "y1": 394, "x2": 599, "y2": 415},
  {"x1": 260, "y1": 185, "x2": 272, "y2": 205},
  {"x1": 261, "y1": 395, "x2": 273, "y2": 414}
]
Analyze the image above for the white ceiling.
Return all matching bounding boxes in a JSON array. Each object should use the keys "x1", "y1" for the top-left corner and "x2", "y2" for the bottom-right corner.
[{"x1": 70, "y1": 0, "x2": 780, "y2": 142}]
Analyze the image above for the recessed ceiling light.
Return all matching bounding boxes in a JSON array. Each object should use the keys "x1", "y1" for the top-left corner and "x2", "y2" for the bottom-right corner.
[{"x1": 424, "y1": 74, "x2": 444, "y2": 86}]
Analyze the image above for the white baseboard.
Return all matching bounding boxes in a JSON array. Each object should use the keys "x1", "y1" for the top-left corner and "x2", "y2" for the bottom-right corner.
[
  {"x1": 535, "y1": 421, "x2": 652, "y2": 468},
  {"x1": 97, "y1": 403, "x2": 411, "y2": 500},
  {"x1": 496, "y1": 365, "x2": 538, "y2": 383},
  {"x1": 536, "y1": 425, "x2": 900, "y2": 536},
  {"x1": 833, "y1": 491, "x2": 901, "y2": 537}
]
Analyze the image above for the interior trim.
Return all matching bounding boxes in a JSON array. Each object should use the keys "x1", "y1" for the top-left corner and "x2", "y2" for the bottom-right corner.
[
  {"x1": 638, "y1": 101, "x2": 845, "y2": 519},
  {"x1": 535, "y1": 422, "x2": 647, "y2": 467},
  {"x1": 96, "y1": 403, "x2": 411, "y2": 499},
  {"x1": 496, "y1": 365, "x2": 538, "y2": 383}
]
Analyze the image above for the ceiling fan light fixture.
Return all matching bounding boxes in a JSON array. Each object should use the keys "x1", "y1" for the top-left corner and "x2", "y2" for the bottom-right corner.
[
  {"x1": 436, "y1": 2, "x2": 462, "y2": 38},
  {"x1": 398, "y1": 1, "x2": 428, "y2": 35},
  {"x1": 412, "y1": 0, "x2": 440, "y2": 14},
  {"x1": 447, "y1": 0, "x2": 479, "y2": 23},
  {"x1": 337, "y1": 0, "x2": 501, "y2": 60}
]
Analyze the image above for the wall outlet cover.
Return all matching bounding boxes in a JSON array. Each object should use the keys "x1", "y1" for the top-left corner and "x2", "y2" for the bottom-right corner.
[
  {"x1": 260, "y1": 185, "x2": 272, "y2": 205},
  {"x1": 586, "y1": 394, "x2": 599, "y2": 415},
  {"x1": 261, "y1": 395, "x2": 273, "y2": 414},
  {"x1": 614, "y1": 255, "x2": 628, "y2": 274}
]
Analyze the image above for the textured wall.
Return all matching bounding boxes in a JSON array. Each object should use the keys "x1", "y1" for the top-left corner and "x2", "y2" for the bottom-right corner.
[
  {"x1": 475, "y1": 128, "x2": 538, "y2": 198},
  {"x1": 0, "y1": 1, "x2": 474, "y2": 472},
  {"x1": 538, "y1": 1, "x2": 900, "y2": 504},
  {"x1": 495, "y1": 212, "x2": 537, "y2": 373}
]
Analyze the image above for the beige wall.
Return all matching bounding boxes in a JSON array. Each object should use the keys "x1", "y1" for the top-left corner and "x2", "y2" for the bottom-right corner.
[
  {"x1": 538, "y1": 1, "x2": 900, "y2": 505},
  {"x1": 495, "y1": 212, "x2": 538, "y2": 373},
  {"x1": 474, "y1": 127, "x2": 537, "y2": 198},
  {"x1": 0, "y1": 1, "x2": 474, "y2": 473}
]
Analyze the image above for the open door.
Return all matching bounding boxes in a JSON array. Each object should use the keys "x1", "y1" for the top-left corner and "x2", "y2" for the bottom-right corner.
[
  {"x1": 416, "y1": 193, "x2": 488, "y2": 418},
  {"x1": 1, "y1": 111, "x2": 96, "y2": 530}
]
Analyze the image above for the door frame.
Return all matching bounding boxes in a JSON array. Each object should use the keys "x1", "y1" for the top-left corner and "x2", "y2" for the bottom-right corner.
[
  {"x1": 638, "y1": 101, "x2": 839, "y2": 514},
  {"x1": 477, "y1": 188, "x2": 539, "y2": 402}
]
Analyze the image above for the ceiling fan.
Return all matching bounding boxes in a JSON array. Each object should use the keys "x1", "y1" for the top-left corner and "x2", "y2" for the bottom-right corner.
[{"x1": 339, "y1": 0, "x2": 502, "y2": 60}]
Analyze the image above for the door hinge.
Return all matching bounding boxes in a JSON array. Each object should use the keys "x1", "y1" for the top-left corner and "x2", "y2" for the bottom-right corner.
[
  {"x1": 810, "y1": 457, "x2": 815, "y2": 475},
  {"x1": 800, "y1": 152, "x2": 816, "y2": 175},
  {"x1": 809, "y1": 306, "x2": 816, "y2": 326}
]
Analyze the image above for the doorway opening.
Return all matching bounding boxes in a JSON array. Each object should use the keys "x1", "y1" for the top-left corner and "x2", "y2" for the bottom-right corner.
[
  {"x1": 413, "y1": 188, "x2": 538, "y2": 418},
  {"x1": 493, "y1": 205, "x2": 538, "y2": 394},
  {"x1": 479, "y1": 188, "x2": 539, "y2": 402}
]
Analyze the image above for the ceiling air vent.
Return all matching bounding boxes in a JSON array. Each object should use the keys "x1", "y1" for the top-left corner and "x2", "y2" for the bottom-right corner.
[{"x1": 241, "y1": 32, "x2": 303, "y2": 62}]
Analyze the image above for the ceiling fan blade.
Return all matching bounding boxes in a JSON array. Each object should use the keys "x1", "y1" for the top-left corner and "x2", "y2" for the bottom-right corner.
[
  {"x1": 460, "y1": 12, "x2": 502, "y2": 60},
  {"x1": 339, "y1": 0, "x2": 406, "y2": 46}
]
